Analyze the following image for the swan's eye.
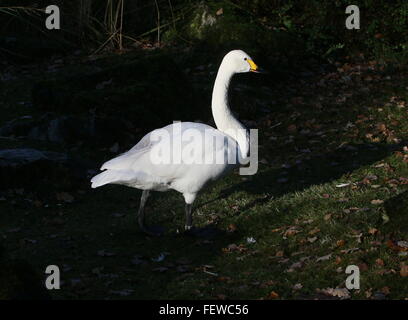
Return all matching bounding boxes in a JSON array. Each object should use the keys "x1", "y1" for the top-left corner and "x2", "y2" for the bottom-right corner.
[{"x1": 244, "y1": 58, "x2": 247, "y2": 61}]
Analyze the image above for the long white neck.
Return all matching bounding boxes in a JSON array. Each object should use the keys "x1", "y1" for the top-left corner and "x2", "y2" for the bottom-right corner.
[{"x1": 211, "y1": 60, "x2": 249, "y2": 159}]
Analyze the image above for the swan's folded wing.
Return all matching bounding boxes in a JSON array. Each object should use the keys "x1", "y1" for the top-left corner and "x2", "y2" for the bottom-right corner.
[
  {"x1": 101, "y1": 123, "x2": 189, "y2": 171},
  {"x1": 100, "y1": 146, "x2": 149, "y2": 170},
  {"x1": 99, "y1": 125, "x2": 169, "y2": 171},
  {"x1": 95, "y1": 122, "x2": 239, "y2": 190},
  {"x1": 91, "y1": 169, "x2": 138, "y2": 188},
  {"x1": 146, "y1": 126, "x2": 239, "y2": 179}
]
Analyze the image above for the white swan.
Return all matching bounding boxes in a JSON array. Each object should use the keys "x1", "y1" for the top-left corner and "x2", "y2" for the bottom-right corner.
[{"x1": 91, "y1": 50, "x2": 259, "y2": 235}]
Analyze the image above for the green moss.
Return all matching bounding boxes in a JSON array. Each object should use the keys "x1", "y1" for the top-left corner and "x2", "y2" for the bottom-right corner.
[{"x1": 163, "y1": 1, "x2": 305, "y2": 59}]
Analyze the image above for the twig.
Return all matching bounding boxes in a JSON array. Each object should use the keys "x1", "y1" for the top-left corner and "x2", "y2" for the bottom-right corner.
[
  {"x1": 270, "y1": 122, "x2": 282, "y2": 129},
  {"x1": 203, "y1": 270, "x2": 218, "y2": 277},
  {"x1": 168, "y1": 0, "x2": 176, "y2": 30},
  {"x1": 153, "y1": 0, "x2": 161, "y2": 45}
]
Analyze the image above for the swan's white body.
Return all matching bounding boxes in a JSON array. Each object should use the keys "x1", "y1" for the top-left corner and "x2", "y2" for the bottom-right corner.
[
  {"x1": 91, "y1": 50, "x2": 259, "y2": 233},
  {"x1": 91, "y1": 122, "x2": 243, "y2": 202}
]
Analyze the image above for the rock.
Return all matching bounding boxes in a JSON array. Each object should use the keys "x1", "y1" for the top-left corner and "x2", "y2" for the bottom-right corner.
[
  {"x1": 0, "y1": 148, "x2": 67, "y2": 164},
  {"x1": 0, "y1": 148, "x2": 89, "y2": 190},
  {"x1": 0, "y1": 116, "x2": 36, "y2": 138},
  {"x1": 0, "y1": 113, "x2": 133, "y2": 146}
]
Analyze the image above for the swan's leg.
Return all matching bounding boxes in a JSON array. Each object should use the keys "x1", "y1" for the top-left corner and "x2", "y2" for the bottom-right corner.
[
  {"x1": 182, "y1": 192, "x2": 221, "y2": 238},
  {"x1": 183, "y1": 193, "x2": 197, "y2": 231},
  {"x1": 185, "y1": 204, "x2": 193, "y2": 231},
  {"x1": 137, "y1": 190, "x2": 151, "y2": 233}
]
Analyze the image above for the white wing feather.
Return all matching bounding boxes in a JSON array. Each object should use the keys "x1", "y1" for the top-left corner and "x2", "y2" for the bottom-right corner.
[{"x1": 91, "y1": 122, "x2": 241, "y2": 193}]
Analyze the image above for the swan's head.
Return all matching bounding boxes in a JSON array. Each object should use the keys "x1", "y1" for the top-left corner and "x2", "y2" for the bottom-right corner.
[{"x1": 222, "y1": 50, "x2": 259, "y2": 74}]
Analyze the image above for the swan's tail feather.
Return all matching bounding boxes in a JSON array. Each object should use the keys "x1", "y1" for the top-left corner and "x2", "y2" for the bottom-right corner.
[
  {"x1": 100, "y1": 154, "x2": 130, "y2": 170},
  {"x1": 100, "y1": 147, "x2": 149, "y2": 171},
  {"x1": 91, "y1": 169, "x2": 135, "y2": 188}
]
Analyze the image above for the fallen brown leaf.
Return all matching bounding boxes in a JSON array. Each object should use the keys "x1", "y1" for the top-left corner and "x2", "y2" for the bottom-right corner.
[
  {"x1": 375, "y1": 258, "x2": 384, "y2": 266},
  {"x1": 318, "y1": 287, "x2": 350, "y2": 299},
  {"x1": 216, "y1": 8, "x2": 223, "y2": 15},
  {"x1": 268, "y1": 291, "x2": 279, "y2": 299},
  {"x1": 381, "y1": 286, "x2": 390, "y2": 295},
  {"x1": 283, "y1": 226, "x2": 300, "y2": 237},
  {"x1": 358, "y1": 263, "x2": 369, "y2": 271},
  {"x1": 309, "y1": 228, "x2": 320, "y2": 235},
  {"x1": 336, "y1": 240, "x2": 346, "y2": 247},
  {"x1": 400, "y1": 265, "x2": 408, "y2": 277},
  {"x1": 275, "y1": 250, "x2": 284, "y2": 257},
  {"x1": 368, "y1": 228, "x2": 378, "y2": 235}
]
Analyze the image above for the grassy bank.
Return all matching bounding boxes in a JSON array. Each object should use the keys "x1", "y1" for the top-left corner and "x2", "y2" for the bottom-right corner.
[{"x1": 0, "y1": 47, "x2": 407, "y2": 299}]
